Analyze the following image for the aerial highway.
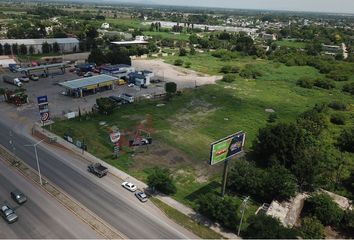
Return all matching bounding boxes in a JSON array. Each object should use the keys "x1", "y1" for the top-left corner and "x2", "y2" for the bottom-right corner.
[
  {"x1": 0, "y1": 120, "x2": 197, "y2": 239},
  {"x1": 0, "y1": 159, "x2": 100, "y2": 239}
]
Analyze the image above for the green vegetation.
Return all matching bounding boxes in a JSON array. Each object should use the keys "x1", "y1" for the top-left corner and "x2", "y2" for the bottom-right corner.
[
  {"x1": 275, "y1": 39, "x2": 307, "y2": 49},
  {"x1": 300, "y1": 217, "x2": 325, "y2": 239},
  {"x1": 147, "y1": 167, "x2": 177, "y2": 195},
  {"x1": 150, "y1": 197, "x2": 222, "y2": 239},
  {"x1": 144, "y1": 31, "x2": 190, "y2": 41}
]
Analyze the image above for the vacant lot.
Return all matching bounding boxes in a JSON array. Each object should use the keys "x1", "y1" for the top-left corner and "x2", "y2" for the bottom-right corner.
[{"x1": 50, "y1": 54, "x2": 354, "y2": 207}]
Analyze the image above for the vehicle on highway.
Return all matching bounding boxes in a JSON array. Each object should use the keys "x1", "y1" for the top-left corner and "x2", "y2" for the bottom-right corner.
[
  {"x1": 19, "y1": 76, "x2": 30, "y2": 83},
  {"x1": 11, "y1": 190, "x2": 27, "y2": 204},
  {"x1": 29, "y1": 74, "x2": 39, "y2": 81},
  {"x1": 88, "y1": 163, "x2": 108, "y2": 178},
  {"x1": 122, "y1": 182, "x2": 137, "y2": 192},
  {"x1": 84, "y1": 72, "x2": 93, "y2": 77},
  {"x1": 0, "y1": 204, "x2": 18, "y2": 224},
  {"x1": 135, "y1": 191, "x2": 148, "y2": 202},
  {"x1": 3, "y1": 75, "x2": 23, "y2": 87}
]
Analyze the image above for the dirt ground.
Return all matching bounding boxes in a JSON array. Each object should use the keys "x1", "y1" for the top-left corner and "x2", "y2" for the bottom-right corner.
[{"x1": 132, "y1": 59, "x2": 222, "y2": 89}]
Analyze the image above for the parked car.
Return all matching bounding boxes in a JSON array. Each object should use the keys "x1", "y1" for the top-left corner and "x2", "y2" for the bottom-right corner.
[
  {"x1": 19, "y1": 76, "x2": 30, "y2": 83},
  {"x1": 29, "y1": 74, "x2": 39, "y2": 81},
  {"x1": 135, "y1": 191, "x2": 148, "y2": 202},
  {"x1": 0, "y1": 204, "x2": 18, "y2": 224},
  {"x1": 69, "y1": 68, "x2": 76, "y2": 73},
  {"x1": 141, "y1": 85, "x2": 148, "y2": 89},
  {"x1": 93, "y1": 68, "x2": 100, "y2": 74},
  {"x1": 122, "y1": 181, "x2": 137, "y2": 192},
  {"x1": 11, "y1": 190, "x2": 27, "y2": 204},
  {"x1": 128, "y1": 83, "x2": 135, "y2": 87},
  {"x1": 84, "y1": 72, "x2": 93, "y2": 77}
]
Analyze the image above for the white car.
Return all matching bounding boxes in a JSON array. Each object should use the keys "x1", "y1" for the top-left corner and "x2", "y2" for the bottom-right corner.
[
  {"x1": 128, "y1": 83, "x2": 135, "y2": 87},
  {"x1": 121, "y1": 181, "x2": 137, "y2": 192}
]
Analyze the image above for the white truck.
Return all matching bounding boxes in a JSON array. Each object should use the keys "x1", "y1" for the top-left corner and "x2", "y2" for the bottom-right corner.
[
  {"x1": 3, "y1": 75, "x2": 23, "y2": 87},
  {"x1": 119, "y1": 93, "x2": 134, "y2": 104}
]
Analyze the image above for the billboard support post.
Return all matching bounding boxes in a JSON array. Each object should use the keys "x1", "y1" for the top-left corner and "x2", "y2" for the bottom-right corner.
[{"x1": 221, "y1": 159, "x2": 229, "y2": 197}]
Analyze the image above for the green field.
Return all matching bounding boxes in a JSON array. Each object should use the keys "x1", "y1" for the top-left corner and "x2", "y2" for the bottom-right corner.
[
  {"x1": 50, "y1": 52, "x2": 354, "y2": 206},
  {"x1": 275, "y1": 39, "x2": 307, "y2": 49},
  {"x1": 143, "y1": 31, "x2": 190, "y2": 41}
]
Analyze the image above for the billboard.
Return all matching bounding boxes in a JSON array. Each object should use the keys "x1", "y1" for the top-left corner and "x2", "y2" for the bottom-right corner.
[{"x1": 209, "y1": 132, "x2": 245, "y2": 165}]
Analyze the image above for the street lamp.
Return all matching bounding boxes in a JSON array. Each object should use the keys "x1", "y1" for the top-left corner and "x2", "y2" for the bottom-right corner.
[{"x1": 25, "y1": 139, "x2": 45, "y2": 185}]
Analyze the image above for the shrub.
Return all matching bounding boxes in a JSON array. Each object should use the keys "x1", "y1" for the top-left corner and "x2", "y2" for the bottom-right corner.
[
  {"x1": 328, "y1": 101, "x2": 347, "y2": 111},
  {"x1": 314, "y1": 79, "x2": 335, "y2": 89},
  {"x1": 243, "y1": 215, "x2": 298, "y2": 239},
  {"x1": 326, "y1": 71, "x2": 349, "y2": 81},
  {"x1": 165, "y1": 82, "x2": 177, "y2": 94},
  {"x1": 342, "y1": 82, "x2": 354, "y2": 95},
  {"x1": 336, "y1": 128, "x2": 354, "y2": 153},
  {"x1": 239, "y1": 64, "x2": 263, "y2": 79},
  {"x1": 302, "y1": 193, "x2": 344, "y2": 226},
  {"x1": 0, "y1": 88, "x2": 5, "y2": 95},
  {"x1": 174, "y1": 59, "x2": 184, "y2": 66},
  {"x1": 220, "y1": 65, "x2": 232, "y2": 73},
  {"x1": 330, "y1": 113, "x2": 346, "y2": 125},
  {"x1": 300, "y1": 217, "x2": 325, "y2": 239},
  {"x1": 184, "y1": 62, "x2": 191, "y2": 68},
  {"x1": 179, "y1": 47, "x2": 187, "y2": 56},
  {"x1": 297, "y1": 78, "x2": 314, "y2": 89},
  {"x1": 342, "y1": 210, "x2": 354, "y2": 235},
  {"x1": 222, "y1": 74, "x2": 237, "y2": 83},
  {"x1": 197, "y1": 193, "x2": 240, "y2": 230},
  {"x1": 147, "y1": 167, "x2": 176, "y2": 195},
  {"x1": 96, "y1": 98, "x2": 115, "y2": 115}
]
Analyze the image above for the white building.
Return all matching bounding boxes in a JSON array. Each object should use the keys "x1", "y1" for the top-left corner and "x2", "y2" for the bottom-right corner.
[
  {"x1": 0, "y1": 38, "x2": 79, "y2": 54},
  {"x1": 101, "y1": 23, "x2": 110, "y2": 29}
]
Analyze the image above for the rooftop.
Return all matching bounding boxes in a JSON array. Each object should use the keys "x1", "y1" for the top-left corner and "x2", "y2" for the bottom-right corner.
[
  {"x1": 111, "y1": 40, "x2": 148, "y2": 45},
  {"x1": 19, "y1": 63, "x2": 67, "y2": 72},
  {"x1": 0, "y1": 38, "x2": 79, "y2": 45},
  {"x1": 59, "y1": 74, "x2": 117, "y2": 89}
]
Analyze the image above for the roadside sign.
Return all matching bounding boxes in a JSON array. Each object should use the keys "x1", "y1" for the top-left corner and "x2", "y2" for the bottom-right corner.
[
  {"x1": 40, "y1": 111, "x2": 50, "y2": 122},
  {"x1": 209, "y1": 132, "x2": 245, "y2": 165},
  {"x1": 37, "y1": 95, "x2": 48, "y2": 105}
]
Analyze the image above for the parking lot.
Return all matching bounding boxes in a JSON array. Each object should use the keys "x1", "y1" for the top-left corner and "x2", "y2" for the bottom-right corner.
[{"x1": 0, "y1": 68, "x2": 166, "y2": 122}]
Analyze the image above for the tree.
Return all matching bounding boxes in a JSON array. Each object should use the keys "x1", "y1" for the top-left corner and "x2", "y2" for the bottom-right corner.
[
  {"x1": 96, "y1": 98, "x2": 115, "y2": 115},
  {"x1": 165, "y1": 82, "x2": 177, "y2": 94},
  {"x1": 29, "y1": 45, "x2": 35, "y2": 55},
  {"x1": 300, "y1": 217, "x2": 325, "y2": 239},
  {"x1": 19, "y1": 44, "x2": 27, "y2": 55},
  {"x1": 197, "y1": 193, "x2": 240, "y2": 230},
  {"x1": 297, "y1": 106, "x2": 327, "y2": 136},
  {"x1": 52, "y1": 42, "x2": 60, "y2": 53},
  {"x1": 11, "y1": 43, "x2": 18, "y2": 55},
  {"x1": 88, "y1": 48, "x2": 106, "y2": 66},
  {"x1": 0, "y1": 44, "x2": 3, "y2": 55},
  {"x1": 190, "y1": 47, "x2": 196, "y2": 55},
  {"x1": 42, "y1": 42, "x2": 51, "y2": 54},
  {"x1": 342, "y1": 82, "x2": 354, "y2": 95},
  {"x1": 302, "y1": 193, "x2": 344, "y2": 226},
  {"x1": 342, "y1": 210, "x2": 354, "y2": 236},
  {"x1": 336, "y1": 128, "x2": 354, "y2": 153},
  {"x1": 243, "y1": 215, "x2": 298, "y2": 239},
  {"x1": 147, "y1": 167, "x2": 176, "y2": 195}
]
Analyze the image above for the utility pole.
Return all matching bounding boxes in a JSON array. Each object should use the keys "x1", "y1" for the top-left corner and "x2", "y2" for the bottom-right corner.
[
  {"x1": 25, "y1": 139, "x2": 45, "y2": 185},
  {"x1": 238, "y1": 196, "x2": 250, "y2": 236}
]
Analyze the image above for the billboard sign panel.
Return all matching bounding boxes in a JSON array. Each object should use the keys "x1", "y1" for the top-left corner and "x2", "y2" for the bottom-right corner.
[
  {"x1": 37, "y1": 95, "x2": 48, "y2": 105},
  {"x1": 209, "y1": 132, "x2": 245, "y2": 165}
]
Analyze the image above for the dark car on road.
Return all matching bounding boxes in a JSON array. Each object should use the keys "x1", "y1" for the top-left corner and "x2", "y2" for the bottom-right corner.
[
  {"x1": 11, "y1": 190, "x2": 27, "y2": 204},
  {"x1": 88, "y1": 163, "x2": 108, "y2": 178},
  {"x1": 0, "y1": 204, "x2": 18, "y2": 223}
]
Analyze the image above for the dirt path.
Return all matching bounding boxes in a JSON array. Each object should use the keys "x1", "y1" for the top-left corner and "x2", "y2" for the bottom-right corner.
[{"x1": 132, "y1": 59, "x2": 222, "y2": 89}]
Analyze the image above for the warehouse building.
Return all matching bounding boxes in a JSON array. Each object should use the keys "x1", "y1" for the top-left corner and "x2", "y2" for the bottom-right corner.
[
  {"x1": 60, "y1": 74, "x2": 117, "y2": 98},
  {"x1": 0, "y1": 38, "x2": 79, "y2": 54}
]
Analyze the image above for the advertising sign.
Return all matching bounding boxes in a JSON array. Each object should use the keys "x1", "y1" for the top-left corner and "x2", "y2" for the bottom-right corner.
[
  {"x1": 209, "y1": 132, "x2": 245, "y2": 165},
  {"x1": 37, "y1": 95, "x2": 48, "y2": 105}
]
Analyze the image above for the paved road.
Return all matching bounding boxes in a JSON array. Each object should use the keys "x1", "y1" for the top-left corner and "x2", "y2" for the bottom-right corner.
[
  {"x1": 0, "y1": 120, "x2": 197, "y2": 239},
  {"x1": 0, "y1": 159, "x2": 100, "y2": 239}
]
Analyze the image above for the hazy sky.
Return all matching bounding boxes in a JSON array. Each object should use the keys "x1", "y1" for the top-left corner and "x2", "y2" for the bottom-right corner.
[{"x1": 126, "y1": 0, "x2": 354, "y2": 14}]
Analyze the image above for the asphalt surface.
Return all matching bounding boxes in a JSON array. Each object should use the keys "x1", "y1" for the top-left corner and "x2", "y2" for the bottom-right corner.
[
  {"x1": 0, "y1": 159, "x2": 100, "y2": 239},
  {"x1": 0, "y1": 120, "x2": 196, "y2": 239}
]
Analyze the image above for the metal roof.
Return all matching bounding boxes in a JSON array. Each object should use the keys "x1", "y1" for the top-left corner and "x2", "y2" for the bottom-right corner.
[
  {"x1": 0, "y1": 38, "x2": 79, "y2": 45},
  {"x1": 19, "y1": 63, "x2": 67, "y2": 72},
  {"x1": 59, "y1": 74, "x2": 117, "y2": 89},
  {"x1": 111, "y1": 40, "x2": 148, "y2": 45}
]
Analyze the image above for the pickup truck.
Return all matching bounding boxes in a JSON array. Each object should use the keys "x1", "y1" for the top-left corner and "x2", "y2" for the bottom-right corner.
[{"x1": 87, "y1": 163, "x2": 108, "y2": 178}]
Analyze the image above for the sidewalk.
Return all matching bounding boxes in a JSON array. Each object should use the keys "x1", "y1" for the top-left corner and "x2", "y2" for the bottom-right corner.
[{"x1": 34, "y1": 123, "x2": 239, "y2": 239}]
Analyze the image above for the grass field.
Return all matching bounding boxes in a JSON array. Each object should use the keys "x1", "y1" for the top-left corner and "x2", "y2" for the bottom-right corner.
[
  {"x1": 106, "y1": 18, "x2": 146, "y2": 30},
  {"x1": 275, "y1": 39, "x2": 307, "y2": 49},
  {"x1": 50, "y1": 52, "x2": 354, "y2": 206},
  {"x1": 143, "y1": 31, "x2": 190, "y2": 41}
]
